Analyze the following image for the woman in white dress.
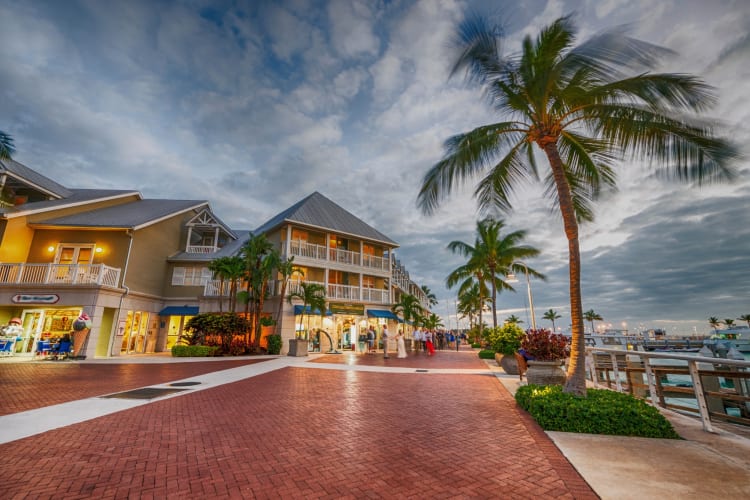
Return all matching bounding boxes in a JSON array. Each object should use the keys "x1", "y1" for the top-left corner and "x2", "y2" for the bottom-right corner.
[{"x1": 396, "y1": 329, "x2": 407, "y2": 358}]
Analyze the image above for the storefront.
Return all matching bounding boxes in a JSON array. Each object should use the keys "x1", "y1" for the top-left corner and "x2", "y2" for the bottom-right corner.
[
  {"x1": 118, "y1": 309, "x2": 160, "y2": 355},
  {"x1": 158, "y1": 306, "x2": 199, "y2": 351},
  {"x1": 2, "y1": 306, "x2": 83, "y2": 355}
]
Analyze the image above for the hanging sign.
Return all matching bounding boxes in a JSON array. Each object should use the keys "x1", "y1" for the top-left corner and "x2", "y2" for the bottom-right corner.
[
  {"x1": 328, "y1": 302, "x2": 364, "y2": 315},
  {"x1": 11, "y1": 294, "x2": 60, "y2": 304}
]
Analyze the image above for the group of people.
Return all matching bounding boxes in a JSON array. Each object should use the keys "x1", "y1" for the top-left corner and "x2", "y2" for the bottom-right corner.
[{"x1": 361, "y1": 324, "x2": 467, "y2": 359}]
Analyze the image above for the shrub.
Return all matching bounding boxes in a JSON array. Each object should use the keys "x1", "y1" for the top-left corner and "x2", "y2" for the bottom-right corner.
[
  {"x1": 171, "y1": 345, "x2": 219, "y2": 357},
  {"x1": 521, "y1": 328, "x2": 568, "y2": 361},
  {"x1": 229, "y1": 338, "x2": 248, "y2": 356},
  {"x1": 485, "y1": 323, "x2": 525, "y2": 355},
  {"x1": 266, "y1": 334, "x2": 282, "y2": 355},
  {"x1": 471, "y1": 342, "x2": 481, "y2": 348},
  {"x1": 478, "y1": 349, "x2": 496, "y2": 359},
  {"x1": 515, "y1": 385, "x2": 680, "y2": 439}
]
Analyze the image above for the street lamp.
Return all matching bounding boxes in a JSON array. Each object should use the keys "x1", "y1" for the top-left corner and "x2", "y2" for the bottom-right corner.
[{"x1": 506, "y1": 262, "x2": 536, "y2": 330}]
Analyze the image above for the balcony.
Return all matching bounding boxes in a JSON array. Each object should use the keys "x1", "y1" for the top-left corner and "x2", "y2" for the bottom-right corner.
[
  {"x1": 203, "y1": 278, "x2": 390, "y2": 305},
  {"x1": 186, "y1": 245, "x2": 219, "y2": 254},
  {"x1": 0, "y1": 263, "x2": 122, "y2": 288},
  {"x1": 286, "y1": 240, "x2": 390, "y2": 272}
]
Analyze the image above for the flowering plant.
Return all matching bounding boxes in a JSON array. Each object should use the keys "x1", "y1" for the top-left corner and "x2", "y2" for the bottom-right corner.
[{"x1": 521, "y1": 328, "x2": 569, "y2": 361}]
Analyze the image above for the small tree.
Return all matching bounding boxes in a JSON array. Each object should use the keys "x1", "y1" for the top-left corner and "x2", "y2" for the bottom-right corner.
[
  {"x1": 543, "y1": 309, "x2": 562, "y2": 332},
  {"x1": 737, "y1": 314, "x2": 750, "y2": 328},
  {"x1": 583, "y1": 309, "x2": 603, "y2": 333},
  {"x1": 184, "y1": 313, "x2": 251, "y2": 354}
]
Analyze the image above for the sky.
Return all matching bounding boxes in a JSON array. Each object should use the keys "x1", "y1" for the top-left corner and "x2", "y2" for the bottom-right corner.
[{"x1": 1, "y1": 0, "x2": 749, "y2": 336}]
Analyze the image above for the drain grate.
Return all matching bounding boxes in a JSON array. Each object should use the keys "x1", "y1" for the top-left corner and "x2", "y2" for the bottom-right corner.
[
  {"x1": 170, "y1": 381, "x2": 201, "y2": 387},
  {"x1": 101, "y1": 387, "x2": 187, "y2": 400},
  {"x1": 416, "y1": 369, "x2": 429, "y2": 373}
]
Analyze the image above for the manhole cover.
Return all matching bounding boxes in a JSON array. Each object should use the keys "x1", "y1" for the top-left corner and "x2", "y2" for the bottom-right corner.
[
  {"x1": 170, "y1": 381, "x2": 201, "y2": 387},
  {"x1": 101, "y1": 388, "x2": 187, "y2": 400},
  {"x1": 416, "y1": 369, "x2": 428, "y2": 373}
]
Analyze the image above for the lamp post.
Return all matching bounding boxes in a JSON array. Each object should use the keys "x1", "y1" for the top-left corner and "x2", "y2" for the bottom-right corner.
[{"x1": 507, "y1": 262, "x2": 536, "y2": 330}]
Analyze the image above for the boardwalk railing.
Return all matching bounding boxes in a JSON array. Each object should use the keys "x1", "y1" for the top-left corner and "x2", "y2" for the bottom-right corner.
[
  {"x1": 585, "y1": 347, "x2": 750, "y2": 432},
  {"x1": 0, "y1": 263, "x2": 121, "y2": 288}
]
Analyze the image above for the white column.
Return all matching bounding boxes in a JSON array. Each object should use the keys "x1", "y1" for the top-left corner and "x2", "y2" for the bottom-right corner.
[
  {"x1": 285, "y1": 225, "x2": 292, "y2": 257},
  {"x1": 213, "y1": 227, "x2": 219, "y2": 250},
  {"x1": 185, "y1": 226, "x2": 193, "y2": 252}
]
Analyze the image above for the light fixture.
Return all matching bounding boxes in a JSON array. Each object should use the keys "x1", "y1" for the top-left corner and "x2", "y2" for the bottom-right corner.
[
  {"x1": 95, "y1": 247, "x2": 103, "y2": 253},
  {"x1": 47, "y1": 245, "x2": 55, "y2": 252},
  {"x1": 508, "y1": 263, "x2": 536, "y2": 330}
]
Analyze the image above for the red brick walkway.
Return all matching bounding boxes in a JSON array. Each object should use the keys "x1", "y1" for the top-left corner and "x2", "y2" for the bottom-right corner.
[{"x1": 0, "y1": 353, "x2": 597, "y2": 498}]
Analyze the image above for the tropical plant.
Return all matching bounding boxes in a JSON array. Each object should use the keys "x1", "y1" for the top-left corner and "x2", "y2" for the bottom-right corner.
[
  {"x1": 583, "y1": 309, "x2": 603, "y2": 333},
  {"x1": 417, "y1": 14, "x2": 738, "y2": 395},
  {"x1": 708, "y1": 316, "x2": 721, "y2": 330},
  {"x1": 723, "y1": 318, "x2": 735, "y2": 328},
  {"x1": 447, "y1": 218, "x2": 543, "y2": 330},
  {"x1": 391, "y1": 293, "x2": 425, "y2": 335},
  {"x1": 454, "y1": 277, "x2": 489, "y2": 334},
  {"x1": 521, "y1": 329, "x2": 569, "y2": 361},
  {"x1": 184, "y1": 312, "x2": 252, "y2": 354},
  {"x1": 239, "y1": 234, "x2": 279, "y2": 347},
  {"x1": 208, "y1": 256, "x2": 244, "y2": 313},
  {"x1": 0, "y1": 131, "x2": 15, "y2": 160},
  {"x1": 274, "y1": 257, "x2": 301, "y2": 335},
  {"x1": 485, "y1": 322, "x2": 525, "y2": 356},
  {"x1": 543, "y1": 309, "x2": 562, "y2": 332},
  {"x1": 505, "y1": 314, "x2": 522, "y2": 325},
  {"x1": 737, "y1": 314, "x2": 750, "y2": 328},
  {"x1": 287, "y1": 282, "x2": 327, "y2": 338},
  {"x1": 421, "y1": 285, "x2": 439, "y2": 308}
]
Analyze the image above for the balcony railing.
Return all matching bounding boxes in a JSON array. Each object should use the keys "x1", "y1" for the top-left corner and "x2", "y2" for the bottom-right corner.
[
  {"x1": 289, "y1": 240, "x2": 327, "y2": 260},
  {"x1": 362, "y1": 253, "x2": 389, "y2": 271},
  {"x1": 203, "y1": 278, "x2": 390, "y2": 304},
  {"x1": 286, "y1": 239, "x2": 390, "y2": 271},
  {"x1": 329, "y1": 248, "x2": 360, "y2": 266},
  {"x1": 186, "y1": 245, "x2": 219, "y2": 254},
  {"x1": 0, "y1": 263, "x2": 121, "y2": 288}
]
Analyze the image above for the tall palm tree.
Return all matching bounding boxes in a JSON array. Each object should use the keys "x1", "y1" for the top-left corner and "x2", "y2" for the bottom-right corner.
[
  {"x1": 457, "y1": 283, "x2": 483, "y2": 332},
  {"x1": 723, "y1": 318, "x2": 735, "y2": 329},
  {"x1": 223, "y1": 256, "x2": 246, "y2": 313},
  {"x1": 543, "y1": 309, "x2": 562, "y2": 332},
  {"x1": 448, "y1": 218, "x2": 542, "y2": 329},
  {"x1": 737, "y1": 314, "x2": 750, "y2": 329},
  {"x1": 391, "y1": 293, "x2": 425, "y2": 336},
  {"x1": 708, "y1": 316, "x2": 721, "y2": 331},
  {"x1": 239, "y1": 234, "x2": 276, "y2": 345},
  {"x1": 274, "y1": 257, "x2": 301, "y2": 335},
  {"x1": 421, "y1": 285, "x2": 438, "y2": 309},
  {"x1": 0, "y1": 131, "x2": 15, "y2": 160},
  {"x1": 583, "y1": 309, "x2": 603, "y2": 334},
  {"x1": 287, "y1": 282, "x2": 327, "y2": 338},
  {"x1": 208, "y1": 256, "x2": 239, "y2": 313},
  {"x1": 417, "y1": 15, "x2": 737, "y2": 395},
  {"x1": 505, "y1": 314, "x2": 523, "y2": 325}
]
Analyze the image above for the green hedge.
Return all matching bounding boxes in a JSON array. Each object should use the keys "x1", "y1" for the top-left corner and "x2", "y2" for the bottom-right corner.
[
  {"x1": 478, "y1": 349, "x2": 496, "y2": 359},
  {"x1": 171, "y1": 345, "x2": 220, "y2": 357},
  {"x1": 515, "y1": 385, "x2": 680, "y2": 439},
  {"x1": 266, "y1": 334, "x2": 282, "y2": 355},
  {"x1": 471, "y1": 342, "x2": 481, "y2": 348}
]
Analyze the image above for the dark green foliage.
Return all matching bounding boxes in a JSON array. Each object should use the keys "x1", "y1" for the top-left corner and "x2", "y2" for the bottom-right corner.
[
  {"x1": 266, "y1": 334, "x2": 282, "y2": 355},
  {"x1": 515, "y1": 385, "x2": 680, "y2": 439},
  {"x1": 478, "y1": 349, "x2": 496, "y2": 359},
  {"x1": 484, "y1": 323, "x2": 525, "y2": 355},
  {"x1": 171, "y1": 345, "x2": 219, "y2": 357},
  {"x1": 185, "y1": 313, "x2": 251, "y2": 353},
  {"x1": 471, "y1": 342, "x2": 481, "y2": 348}
]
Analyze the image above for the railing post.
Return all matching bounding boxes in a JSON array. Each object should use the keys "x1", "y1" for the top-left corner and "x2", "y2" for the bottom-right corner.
[
  {"x1": 642, "y1": 356, "x2": 659, "y2": 407},
  {"x1": 16, "y1": 263, "x2": 24, "y2": 283},
  {"x1": 688, "y1": 359, "x2": 714, "y2": 433},
  {"x1": 610, "y1": 352, "x2": 622, "y2": 392}
]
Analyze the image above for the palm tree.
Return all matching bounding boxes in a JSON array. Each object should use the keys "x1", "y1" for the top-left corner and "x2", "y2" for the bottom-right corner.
[
  {"x1": 723, "y1": 318, "x2": 735, "y2": 329},
  {"x1": 422, "y1": 313, "x2": 444, "y2": 331},
  {"x1": 239, "y1": 234, "x2": 276, "y2": 345},
  {"x1": 457, "y1": 283, "x2": 483, "y2": 332},
  {"x1": 0, "y1": 131, "x2": 15, "y2": 160},
  {"x1": 708, "y1": 317, "x2": 721, "y2": 331},
  {"x1": 505, "y1": 314, "x2": 522, "y2": 325},
  {"x1": 447, "y1": 218, "x2": 543, "y2": 329},
  {"x1": 417, "y1": 15, "x2": 737, "y2": 395},
  {"x1": 421, "y1": 285, "x2": 438, "y2": 309},
  {"x1": 391, "y1": 293, "x2": 425, "y2": 337},
  {"x1": 274, "y1": 257, "x2": 301, "y2": 335},
  {"x1": 287, "y1": 282, "x2": 327, "y2": 338},
  {"x1": 543, "y1": 309, "x2": 562, "y2": 332},
  {"x1": 223, "y1": 256, "x2": 246, "y2": 313},
  {"x1": 738, "y1": 314, "x2": 750, "y2": 329},
  {"x1": 208, "y1": 256, "x2": 239, "y2": 313},
  {"x1": 583, "y1": 309, "x2": 603, "y2": 334}
]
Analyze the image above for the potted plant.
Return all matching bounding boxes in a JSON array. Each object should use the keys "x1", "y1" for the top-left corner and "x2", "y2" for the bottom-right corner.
[
  {"x1": 521, "y1": 328, "x2": 569, "y2": 385},
  {"x1": 485, "y1": 323, "x2": 525, "y2": 374}
]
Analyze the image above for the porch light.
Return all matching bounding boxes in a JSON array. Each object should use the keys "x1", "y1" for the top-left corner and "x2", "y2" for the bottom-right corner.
[
  {"x1": 47, "y1": 246, "x2": 55, "y2": 252},
  {"x1": 95, "y1": 247, "x2": 103, "y2": 253}
]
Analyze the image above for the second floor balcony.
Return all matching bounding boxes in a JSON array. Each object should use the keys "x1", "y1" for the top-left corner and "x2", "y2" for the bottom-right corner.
[
  {"x1": 203, "y1": 278, "x2": 391, "y2": 305},
  {"x1": 0, "y1": 263, "x2": 122, "y2": 288},
  {"x1": 286, "y1": 240, "x2": 390, "y2": 272}
]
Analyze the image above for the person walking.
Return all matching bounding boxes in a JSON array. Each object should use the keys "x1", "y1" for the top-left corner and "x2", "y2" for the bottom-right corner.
[
  {"x1": 382, "y1": 324, "x2": 390, "y2": 359},
  {"x1": 413, "y1": 327, "x2": 423, "y2": 352},
  {"x1": 425, "y1": 329, "x2": 436, "y2": 356},
  {"x1": 367, "y1": 326, "x2": 375, "y2": 354},
  {"x1": 396, "y1": 329, "x2": 407, "y2": 358}
]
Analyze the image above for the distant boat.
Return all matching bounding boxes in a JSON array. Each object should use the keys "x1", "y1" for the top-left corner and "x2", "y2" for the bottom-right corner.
[{"x1": 704, "y1": 326, "x2": 750, "y2": 353}]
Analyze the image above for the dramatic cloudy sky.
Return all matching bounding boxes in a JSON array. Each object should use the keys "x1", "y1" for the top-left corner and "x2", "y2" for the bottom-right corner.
[{"x1": 2, "y1": 0, "x2": 749, "y2": 335}]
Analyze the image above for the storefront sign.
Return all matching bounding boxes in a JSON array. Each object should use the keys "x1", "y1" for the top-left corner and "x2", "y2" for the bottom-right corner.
[
  {"x1": 328, "y1": 302, "x2": 364, "y2": 315},
  {"x1": 11, "y1": 294, "x2": 60, "y2": 304}
]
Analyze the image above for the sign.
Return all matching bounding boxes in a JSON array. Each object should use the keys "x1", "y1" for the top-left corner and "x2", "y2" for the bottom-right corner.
[
  {"x1": 328, "y1": 302, "x2": 364, "y2": 315},
  {"x1": 11, "y1": 294, "x2": 60, "y2": 304}
]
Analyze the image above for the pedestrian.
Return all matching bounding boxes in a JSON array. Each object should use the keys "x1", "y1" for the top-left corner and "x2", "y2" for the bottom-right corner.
[
  {"x1": 396, "y1": 329, "x2": 407, "y2": 358},
  {"x1": 413, "y1": 327, "x2": 423, "y2": 352},
  {"x1": 382, "y1": 324, "x2": 390, "y2": 359},
  {"x1": 367, "y1": 326, "x2": 375, "y2": 354},
  {"x1": 425, "y1": 329, "x2": 436, "y2": 355}
]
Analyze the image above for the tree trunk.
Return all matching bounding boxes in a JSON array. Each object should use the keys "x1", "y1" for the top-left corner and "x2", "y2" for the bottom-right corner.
[
  {"x1": 490, "y1": 267, "x2": 497, "y2": 329},
  {"x1": 275, "y1": 280, "x2": 287, "y2": 336},
  {"x1": 543, "y1": 142, "x2": 586, "y2": 396}
]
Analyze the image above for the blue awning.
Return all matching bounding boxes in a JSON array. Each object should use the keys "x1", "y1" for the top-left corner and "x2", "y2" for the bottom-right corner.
[
  {"x1": 293, "y1": 305, "x2": 331, "y2": 316},
  {"x1": 159, "y1": 306, "x2": 199, "y2": 316},
  {"x1": 367, "y1": 309, "x2": 400, "y2": 321}
]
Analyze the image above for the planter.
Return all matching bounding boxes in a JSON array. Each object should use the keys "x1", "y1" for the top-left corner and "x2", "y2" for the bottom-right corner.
[
  {"x1": 287, "y1": 338, "x2": 309, "y2": 357},
  {"x1": 495, "y1": 353, "x2": 519, "y2": 375},
  {"x1": 526, "y1": 360, "x2": 566, "y2": 386}
]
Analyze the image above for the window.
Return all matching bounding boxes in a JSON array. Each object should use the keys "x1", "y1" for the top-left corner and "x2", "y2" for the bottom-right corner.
[
  {"x1": 291, "y1": 228, "x2": 309, "y2": 241},
  {"x1": 172, "y1": 266, "x2": 212, "y2": 286},
  {"x1": 55, "y1": 244, "x2": 95, "y2": 264}
]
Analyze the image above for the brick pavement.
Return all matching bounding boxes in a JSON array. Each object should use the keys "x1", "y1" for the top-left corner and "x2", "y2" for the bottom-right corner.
[
  {"x1": 0, "y1": 352, "x2": 597, "y2": 499},
  {"x1": 311, "y1": 350, "x2": 487, "y2": 370}
]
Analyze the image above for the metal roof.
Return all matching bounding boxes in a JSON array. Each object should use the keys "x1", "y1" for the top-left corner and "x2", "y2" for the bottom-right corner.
[
  {"x1": 0, "y1": 158, "x2": 72, "y2": 198},
  {"x1": 31, "y1": 199, "x2": 209, "y2": 230},
  {"x1": 0, "y1": 189, "x2": 141, "y2": 217},
  {"x1": 253, "y1": 192, "x2": 398, "y2": 246}
]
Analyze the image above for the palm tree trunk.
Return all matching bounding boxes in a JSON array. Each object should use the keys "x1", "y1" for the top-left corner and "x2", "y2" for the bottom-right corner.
[
  {"x1": 490, "y1": 270, "x2": 498, "y2": 329},
  {"x1": 275, "y1": 280, "x2": 287, "y2": 336},
  {"x1": 544, "y1": 142, "x2": 586, "y2": 396}
]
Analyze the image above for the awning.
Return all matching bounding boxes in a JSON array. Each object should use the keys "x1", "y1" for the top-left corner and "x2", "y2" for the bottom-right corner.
[
  {"x1": 159, "y1": 306, "x2": 199, "y2": 316},
  {"x1": 293, "y1": 305, "x2": 331, "y2": 316},
  {"x1": 367, "y1": 309, "x2": 400, "y2": 321}
]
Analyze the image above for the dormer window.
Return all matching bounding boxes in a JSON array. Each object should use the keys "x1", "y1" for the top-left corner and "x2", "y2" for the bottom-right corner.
[{"x1": 184, "y1": 209, "x2": 234, "y2": 254}]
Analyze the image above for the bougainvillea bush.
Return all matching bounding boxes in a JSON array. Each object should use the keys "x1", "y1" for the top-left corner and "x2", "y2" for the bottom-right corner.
[{"x1": 521, "y1": 328, "x2": 568, "y2": 361}]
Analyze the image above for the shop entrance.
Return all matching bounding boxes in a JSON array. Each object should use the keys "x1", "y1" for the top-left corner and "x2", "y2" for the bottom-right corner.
[
  {"x1": 16, "y1": 308, "x2": 82, "y2": 355},
  {"x1": 120, "y1": 310, "x2": 154, "y2": 354}
]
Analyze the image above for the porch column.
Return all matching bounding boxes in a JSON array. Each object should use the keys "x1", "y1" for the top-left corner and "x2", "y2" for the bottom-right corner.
[
  {"x1": 286, "y1": 225, "x2": 292, "y2": 258},
  {"x1": 185, "y1": 226, "x2": 193, "y2": 252}
]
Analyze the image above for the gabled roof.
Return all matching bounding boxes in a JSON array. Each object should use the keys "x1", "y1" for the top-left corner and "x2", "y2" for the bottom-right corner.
[
  {"x1": 168, "y1": 230, "x2": 251, "y2": 262},
  {"x1": 30, "y1": 199, "x2": 209, "y2": 230},
  {"x1": 0, "y1": 158, "x2": 72, "y2": 199},
  {"x1": 253, "y1": 192, "x2": 398, "y2": 246},
  {"x1": 0, "y1": 188, "x2": 141, "y2": 218}
]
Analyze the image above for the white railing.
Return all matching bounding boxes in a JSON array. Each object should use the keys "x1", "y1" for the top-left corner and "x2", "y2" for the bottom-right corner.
[
  {"x1": 203, "y1": 278, "x2": 391, "y2": 305},
  {"x1": 327, "y1": 283, "x2": 359, "y2": 301},
  {"x1": 289, "y1": 240, "x2": 327, "y2": 260},
  {"x1": 329, "y1": 248, "x2": 360, "y2": 266},
  {"x1": 361, "y1": 287, "x2": 390, "y2": 304},
  {"x1": 0, "y1": 263, "x2": 121, "y2": 287},
  {"x1": 362, "y1": 253, "x2": 389, "y2": 271},
  {"x1": 585, "y1": 346, "x2": 750, "y2": 432},
  {"x1": 186, "y1": 245, "x2": 219, "y2": 254}
]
